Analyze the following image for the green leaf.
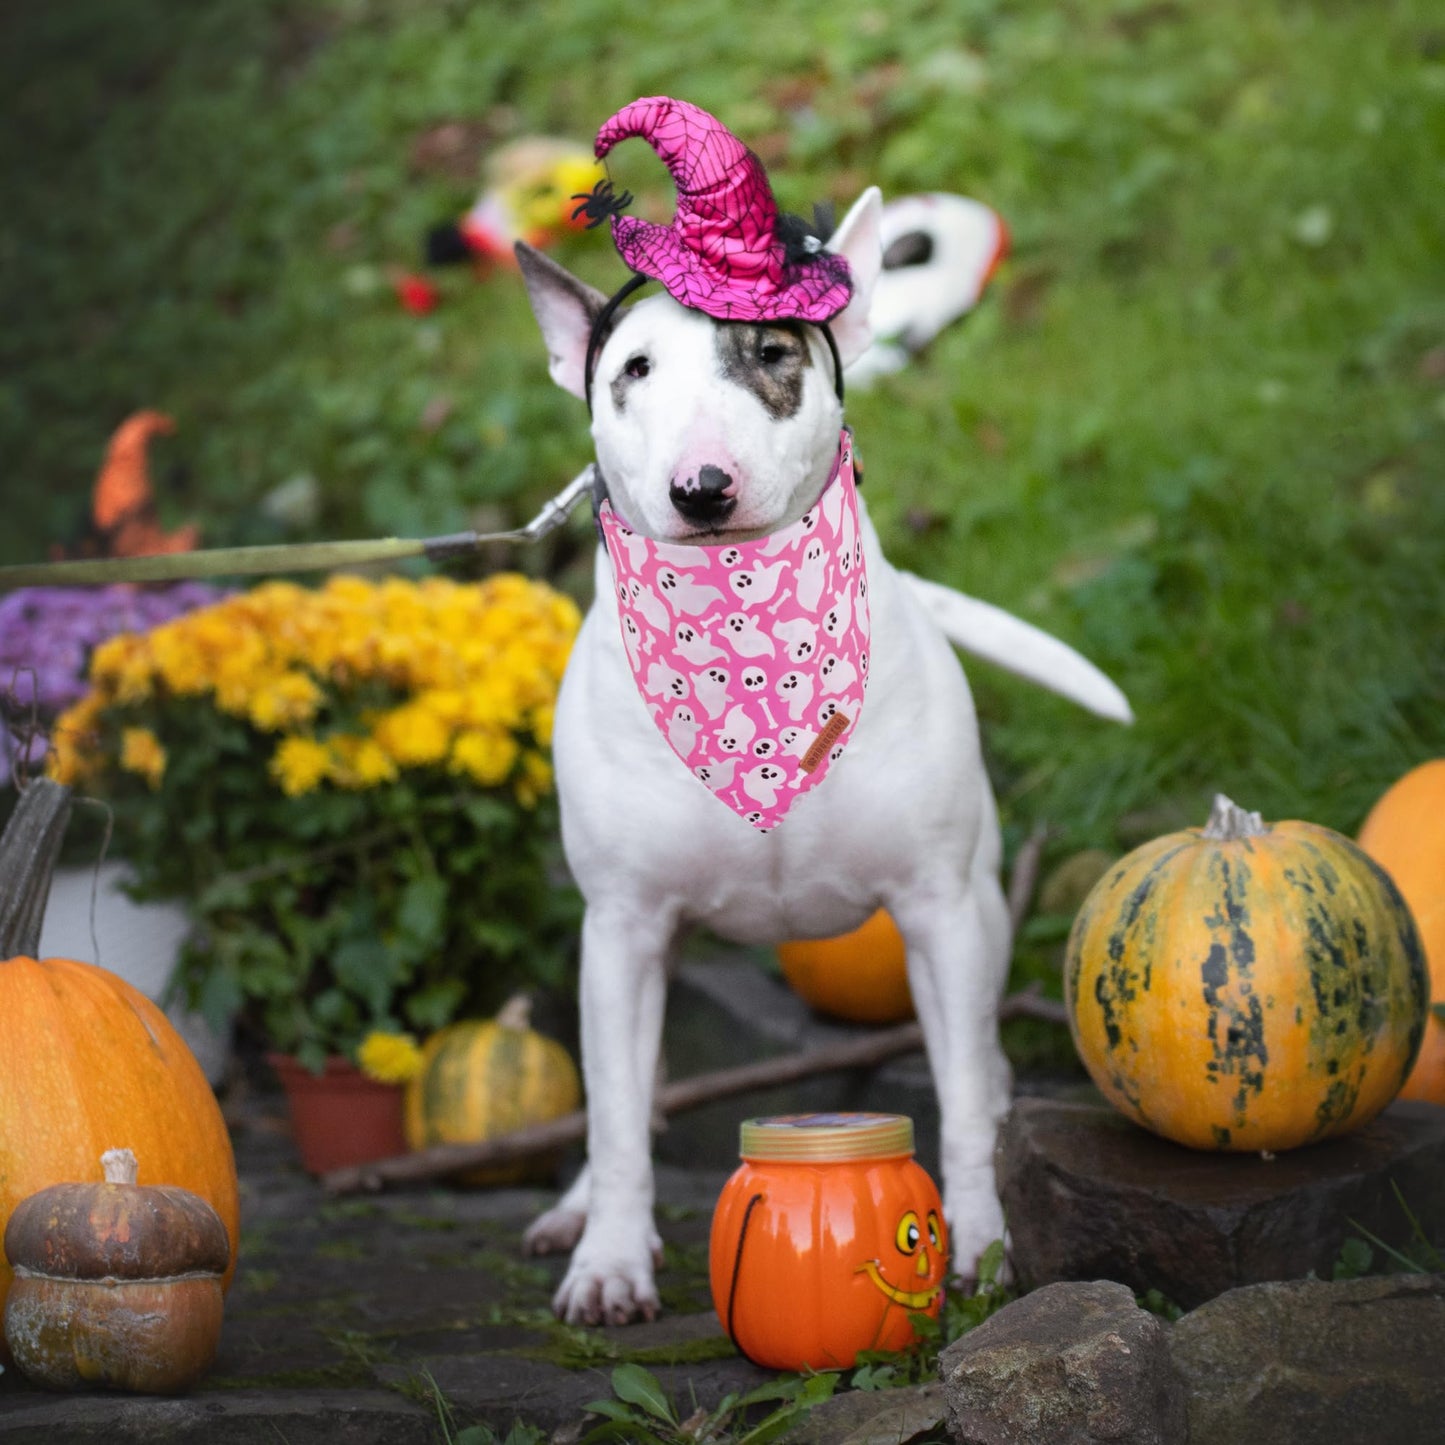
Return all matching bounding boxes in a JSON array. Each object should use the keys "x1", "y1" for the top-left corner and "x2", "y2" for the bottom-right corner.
[
  {"x1": 403, "y1": 979, "x2": 467, "y2": 1032},
  {"x1": 398, "y1": 873, "x2": 447, "y2": 952},
  {"x1": 196, "y1": 964, "x2": 243, "y2": 1031},
  {"x1": 850, "y1": 1362, "x2": 897, "y2": 1391},
  {"x1": 295, "y1": 1039, "x2": 329, "y2": 1075},
  {"x1": 1332, "y1": 1235, "x2": 1374, "y2": 1280},
  {"x1": 463, "y1": 797, "x2": 516, "y2": 833},
  {"x1": 579, "y1": 1413, "x2": 666, "y2": 1445},
  {"x1": 579, "y1": 1400, "x2": 639, "y2": 1423},
  {"x1": 332, "y1": 935, "x2": 398, "y2": 1016},
  {"x1": 732, "y1": 1378, "x2": 838, "y2": 1445},
  {"x1": 609, "y1": 1363, "x2": 675, "y2": 1424},
  {"x1": 975, "y1": 1237, "x2": 1006, "y2": 1289}
]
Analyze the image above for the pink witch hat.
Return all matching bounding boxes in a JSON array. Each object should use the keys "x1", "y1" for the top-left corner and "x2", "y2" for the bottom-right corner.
[{"x1": 593, "y1": 96, "x2": 853, "y2": 324}]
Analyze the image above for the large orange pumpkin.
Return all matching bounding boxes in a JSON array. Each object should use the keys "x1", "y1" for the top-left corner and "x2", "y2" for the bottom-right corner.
[
  {"x1": 1065, "y1": 794, "x2": 1427, "y2": 1152},
  {"x1": 709, "y1": 1113, "x2": 946, "y2": 1371},
  {"x1": 776, "y1": 909, "x2": 914, "y2": 1023},
  {"x1": 1357, "y1": 760, "x2": 1445, "y2": 1103},
  {"x1": 0, "y1": 780, "x2": 240, "y2": 1356}
]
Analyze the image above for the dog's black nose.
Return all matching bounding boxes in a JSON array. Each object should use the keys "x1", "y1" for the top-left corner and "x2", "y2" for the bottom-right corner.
[{"x1": 670, "y1": 465, "x2": 737, "y2": 525}]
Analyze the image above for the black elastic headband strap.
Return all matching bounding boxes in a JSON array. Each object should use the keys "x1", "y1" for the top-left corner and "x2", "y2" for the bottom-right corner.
[
  {"x1": 819, "y1": 322, "x2": 845, "y2": 405},
  {"x1": 584, "y1": 274, "x2": 847, "y2": 411},
  {"x1": 585, "y1": 273, "x2": 650, "y2": 412}
]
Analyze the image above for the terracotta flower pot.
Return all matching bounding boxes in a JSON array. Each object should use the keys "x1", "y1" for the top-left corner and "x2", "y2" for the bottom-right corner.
[{"x1": 268, "y1": 1054, "x2": 407, "y2": 1176}]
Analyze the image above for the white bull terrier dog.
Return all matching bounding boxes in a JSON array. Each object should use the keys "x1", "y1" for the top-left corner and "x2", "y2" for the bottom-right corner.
[{"x1": 514, "y1": 97, "x2": 1130, "y2": 1327}]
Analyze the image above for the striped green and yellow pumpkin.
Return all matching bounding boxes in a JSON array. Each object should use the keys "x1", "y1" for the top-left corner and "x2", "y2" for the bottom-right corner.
[
  {"x1": 1065, "y1": 795, "x2": 1428, "y2": 1152},
  {"x1": 403, "y1": 996, "x2": 580, "y2": 1184}
]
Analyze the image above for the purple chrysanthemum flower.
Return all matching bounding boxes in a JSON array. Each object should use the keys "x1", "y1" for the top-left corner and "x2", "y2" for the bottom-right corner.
[{"x1": 0, "y1": 583, "x2": 226, "y2": 783}]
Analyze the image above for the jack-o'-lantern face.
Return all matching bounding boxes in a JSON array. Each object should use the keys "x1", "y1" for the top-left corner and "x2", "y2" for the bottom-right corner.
[
  {"x1": 856, "y1": 1207, "x2": 948, "y2": 1309},
  {"x1": 709, "y1": 1114, "x2": 950, "y2": 1371}
]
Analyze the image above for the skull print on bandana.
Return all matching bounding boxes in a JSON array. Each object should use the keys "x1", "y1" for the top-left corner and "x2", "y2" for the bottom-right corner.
[{"x1": 598, "y1": 430, "x2": 869, "y2": 831}]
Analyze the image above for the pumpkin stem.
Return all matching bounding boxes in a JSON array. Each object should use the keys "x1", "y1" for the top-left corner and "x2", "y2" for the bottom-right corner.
[
  {"x1": 495, "y1": 993, "x2": 533, "y2": 1032},
  {"x1": 0, "y1": 776, "x2": 73, "y2": 959},
  {"x1": 101, "y1": 1148, "x2": 139, "y2": 1186},
  {"x1": 1201, "y1": 793, "x2": 1270, "y2": 842}
]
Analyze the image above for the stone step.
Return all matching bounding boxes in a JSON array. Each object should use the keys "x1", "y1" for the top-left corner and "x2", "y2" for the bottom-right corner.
[
  {"x1": 999, "y1": 1095, "x2": 1445, "y2": 1308},
  {"x1": 940, "y1": 1274, "x2": 1445, "y2": 1445}
]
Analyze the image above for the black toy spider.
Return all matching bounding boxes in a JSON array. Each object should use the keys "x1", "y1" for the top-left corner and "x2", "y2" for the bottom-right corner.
[{"x1": 571, "y1": 178, "x2": 634, "y2": 229}]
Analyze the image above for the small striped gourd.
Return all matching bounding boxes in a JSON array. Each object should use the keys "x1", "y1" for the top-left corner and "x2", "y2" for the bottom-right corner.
[
  {"x1": 403, "y1": 996, "x2": 580, "y2": 1184},
  {"x1": 1065, "y1": 795, "x2": 1428, "y2": 1152},
  {"x1": 1357, "y1": 760, "x2": 1445, "y2": 1104}
]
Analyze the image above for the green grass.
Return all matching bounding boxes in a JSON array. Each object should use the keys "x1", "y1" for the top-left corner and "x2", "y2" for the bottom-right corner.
[{"x1": 3, "y1": 0, "x2": 1442, "y2": 851}]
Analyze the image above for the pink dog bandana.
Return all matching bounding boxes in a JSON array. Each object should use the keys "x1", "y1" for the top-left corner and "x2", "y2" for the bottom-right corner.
[{"x1": 598, "y1": 431, "x2": 870, "y2": 831}]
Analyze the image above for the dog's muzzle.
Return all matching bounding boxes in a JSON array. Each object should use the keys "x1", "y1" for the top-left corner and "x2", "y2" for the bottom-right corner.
[{"x1": 598, "y1": 428, "x2": 869, "y2": 831}]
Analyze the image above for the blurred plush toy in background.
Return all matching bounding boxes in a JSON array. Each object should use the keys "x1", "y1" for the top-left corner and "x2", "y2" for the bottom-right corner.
[
  {"x1": 64, "y1": 411, "x2": 198, "y2": 561},
  {"x1": 425, "y1": 136, "x2": 606, "y2": 268},
  {"x1": 848, "y1": 193, "x2": 1009, "y2": 388}
]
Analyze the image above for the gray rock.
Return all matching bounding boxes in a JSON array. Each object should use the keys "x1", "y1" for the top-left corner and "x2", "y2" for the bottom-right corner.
[
  {"x1": 784, "y1": 1381, "x2": 946, "y2": 1444},
  {"x1": 1170, "y1": 1273, "x2": 1445, "y2": 1445},
  {"x1": 999, "y1": 1096, "x2": 1445, "y2": 1308},
  {"x1": 940, "y1": 1280, "x2": 1186, "y2": 1445}
]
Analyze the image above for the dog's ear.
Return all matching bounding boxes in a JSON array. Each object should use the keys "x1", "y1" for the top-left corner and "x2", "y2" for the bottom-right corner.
[
  {"x1": 515, "y1": 242, "x2": 610, "y2": 401},
  {"x1": 825, "y1": 187, "x2": 883, "y2": 368}
]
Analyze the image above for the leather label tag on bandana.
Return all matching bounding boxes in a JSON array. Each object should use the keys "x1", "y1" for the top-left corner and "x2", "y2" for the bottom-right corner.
[{"x1": 598, "y1": 431, "x2": 870, "y2": 831}]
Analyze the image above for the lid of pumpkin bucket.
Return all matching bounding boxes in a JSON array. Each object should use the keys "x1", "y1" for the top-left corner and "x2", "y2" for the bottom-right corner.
[{"x1": 738, "y1": 1112, "x2": 915, "y2": 1163}]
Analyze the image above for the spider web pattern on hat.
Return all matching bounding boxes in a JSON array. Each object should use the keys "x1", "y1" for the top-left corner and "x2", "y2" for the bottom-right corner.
[{"x1": 595, "y1": 96, "x2": 852, "y2": 324}]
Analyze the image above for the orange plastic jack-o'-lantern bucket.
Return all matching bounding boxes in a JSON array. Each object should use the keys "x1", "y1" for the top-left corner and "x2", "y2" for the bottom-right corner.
[{"x1": 708, "y1": 1112, "x2": 947, "y2": 1370}]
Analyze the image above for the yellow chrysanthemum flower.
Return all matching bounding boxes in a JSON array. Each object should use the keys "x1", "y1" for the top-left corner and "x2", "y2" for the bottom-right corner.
[
  {"x1": 270, "y1": 735, "x2": 332, "y2": 797},
  {"x1": 371, "y1": 701, "x2": 451, "y2": 768},
  {"x1": 329, "y1": 735, "x2": 399, "y2": 789},
  {"x1": 450, "y1": 728, "x2": 519, "y2": 787},
  {"x1": 528, "y1": 703, "x2": 557, "y2": 747},
  {"x1": 90, "y1": 633, "x2": 154, "y2": 705},
  {"x1": 248, "y1": 671, "x2": 324, "y2": 732},
  {"x1": 148, "y1": 624, "x2": 210, "y2": 697},
  {"x1": 119, "y1": 727, "x2": 167, "y2": 789},
  {"x1": 356, "y1": 1030, "x2": 424, "y2": 1084},
  {"x1": 47, "y1": 694, "x2": 105, "y2": 785},
  {"x1": 514, "y1": 750, "x2": 554, "y2": 809},
  {"x1": 58, "y1": 571, "x2": 578, "y2": 797}
]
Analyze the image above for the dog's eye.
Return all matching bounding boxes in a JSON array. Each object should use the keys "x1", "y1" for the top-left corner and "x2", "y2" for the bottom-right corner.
[
  {"x1": 624, "y1": 355, "x2": 651, "y2": 380},
  {"x1": 758, "y1": 341, "x2": 789, "y2": 366}
]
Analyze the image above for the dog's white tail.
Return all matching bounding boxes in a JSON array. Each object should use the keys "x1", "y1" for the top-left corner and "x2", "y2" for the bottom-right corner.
[{"x1": 901, "y1": 572, "x2": 1134, "y2": 724}]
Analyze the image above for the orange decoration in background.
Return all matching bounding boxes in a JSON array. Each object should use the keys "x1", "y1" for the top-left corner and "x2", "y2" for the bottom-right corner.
[
  {"x1": 709, "y1": 1113, "x2": 946, "y2": 1371},
  {"x1": 66, "y1": 409, "x2": 199, "y2": 562},
  {"x1": 776, "y1": 909, "x2": 915, "y2": 1024},
  {"x1": 1358, "y1": 760, "x2": 1445, "y2": 1103}
]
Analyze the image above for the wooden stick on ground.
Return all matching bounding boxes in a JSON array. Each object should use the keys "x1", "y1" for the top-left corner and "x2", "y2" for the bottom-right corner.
[
  {"x1": 321, "y1": 985, "x2": 1067, "y2": 1196},
  {"x1": 1007, "y1": 821, "x2": 1054, "y2": 934}
]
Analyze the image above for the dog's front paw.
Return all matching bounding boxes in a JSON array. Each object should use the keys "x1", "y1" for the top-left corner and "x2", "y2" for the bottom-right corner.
[
  {"x1": 552, "y1": 1236, "x2": 662, "y2": 1326},
  {"x1": 523, "y1": 1202, "x2": 588, "y2": 1257},
  {"x1": 946, "y1": 1185, "x2": 1009, "y2": 1290}
]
